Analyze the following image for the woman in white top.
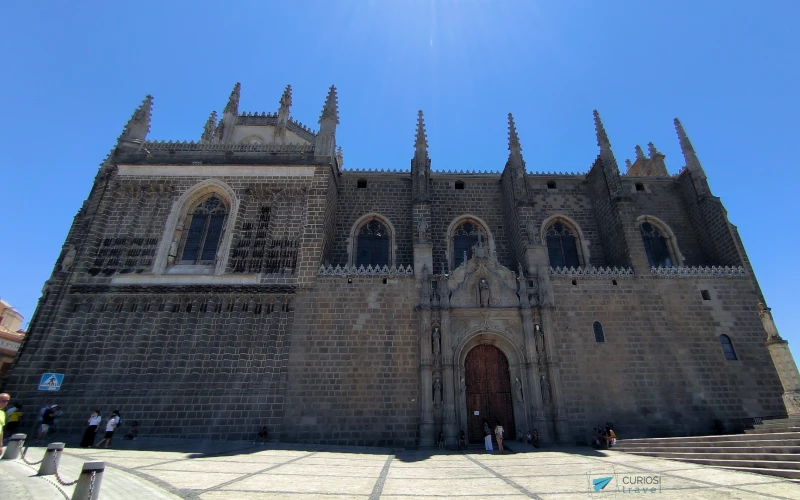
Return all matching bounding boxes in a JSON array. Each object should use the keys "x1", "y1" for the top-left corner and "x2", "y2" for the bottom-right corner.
[
  {"x1": 96, "y1": 410, "x2": 121, "y2": 449},
  {"x1": 80, "y1": 410, "x2": 102, "y2": 448}
]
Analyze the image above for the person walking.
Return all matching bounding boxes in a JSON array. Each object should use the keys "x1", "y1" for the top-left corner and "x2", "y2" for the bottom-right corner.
[
  {"x1": 494, "y1": 422, "x2": 505, "y2": 454},
  {"x1": 38, "y1": 405, "x2": 56, "y2": 441},
  {"x1": 80, "y1": 410, "x2": 102, "y2": 448},
  {"x1": 0, "y1": 393, "x2": 10, "y2": 455},
  {"x1": 483, "y1": 420, "x2": 493, "y2": 451},
  {"x1": 96, "y1": 410, "x2": 120, "y2": 449}
]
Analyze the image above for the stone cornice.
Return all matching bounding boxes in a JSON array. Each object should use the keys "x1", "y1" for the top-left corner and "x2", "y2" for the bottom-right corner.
[
  {"x1": 69, "y1": 284, "x2": 297, "y2": 295},
  {"x1": 650, "y1": 266, "x2": 747, "y2": 278}
]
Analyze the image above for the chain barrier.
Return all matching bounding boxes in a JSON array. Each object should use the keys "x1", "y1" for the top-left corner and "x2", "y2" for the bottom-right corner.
[
  {"x1": 52, "y1": 449, "x2": 80, "y2": 487},
  {"x1": 86, "y1": 471, "x2": 98, "y2": 500},
  {"x1": 20, "y1": 446, "x2": 45, "y2": 466}
]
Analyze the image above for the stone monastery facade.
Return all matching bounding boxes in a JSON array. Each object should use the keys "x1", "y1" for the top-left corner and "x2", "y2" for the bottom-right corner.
[{"x1": 5, "y1": 83, "x2": 800, "y2": 448}]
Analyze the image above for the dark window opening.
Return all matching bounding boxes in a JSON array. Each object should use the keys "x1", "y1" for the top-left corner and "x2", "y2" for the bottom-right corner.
[
  {"x1": 356, "y1": 219, "x2": 390, "y2": 267},
  {"x1": 701, "y1": 290, "x2": 711, "y2": 300},
  {"x1": 357, "y1": 179, "x2": 367, "y2": 189},
  {"x1": 641, "y1": 221, "x2": 673, "y2": 268},
  {"x1": 382, "y1": 278, "x2": 388, "y2": 285},
  {"x1": 720, "y1": 334, "x2": 737, "y2": 360},
  {"x1": 546, "y1": 221, "x2": 580, "y2": 268},
  {"x1": 453, "y1": 221, "x2": 482, "y2": 267},
  {"x1": 635, "y1": 183, "x2": 645, "y2": 191},
  {"x1": 612, "y1": 279, "x2": 618, "y2": 286},
  {"x1": 571, "y1": 279, "x2": 577, "y2": 286},
  {"x1": 172, "y1": 303, "x2": 180, "y2": 313},
  {"x1": 185, "y1": 303, "x2": 192, "y2": 313},
  {"x1": 455, "y1": 180, "x2": 465, "y2": 190},
  {"x1": 593, "y1": 321, "x2": 606, "y2": 343},
  {"x1": 179, "y1": 196, "x2": 227, "y2": 265},
  {"x1": 547, "y1": 181, "x2": 557, "y2": 189}
]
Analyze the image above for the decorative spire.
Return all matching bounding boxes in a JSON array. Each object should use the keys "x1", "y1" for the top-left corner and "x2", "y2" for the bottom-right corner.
[
  {"x1": 319, "y1": 85, "x2": 339, "y2": 124},
  {"x1": 508, "y1": 113, "x2": 522, "y2": 154},
  {"x1": 200, "y1": 111, "x2": 217, "y2": 143},
  {"x1": 635, "y1": 145, "x2": 646, "y2": 161},
  {"x1": 119, "y1": 95, "x2": 153, "y2": 143},
  {"x1": 279, "y1": 84, "x2": 292, "y2": 110},
  {"x1": 415, "y1": 110, "x2": 428, "y2": 151},
  {"x1": 224, "y1": 83, "x2": 241, "y2": 115},
  {"x1": 336, "y1": 146, "x2": 344, "y2": 168},
  {"x1": 625, "y1": 158, "x2": 633, "y2": 170},
  {"x1": 648, "y1": 142, "x2": 661, "y2": 158},
  {"x1": 593, "y1": 110, "x2": 611, "y2": 151},
  {"x1": 412, "y1": 110, "x2": 431, "y2": 202},
  {"x1": 674, "y1": 118, "x2": 706, "y2": 178}
]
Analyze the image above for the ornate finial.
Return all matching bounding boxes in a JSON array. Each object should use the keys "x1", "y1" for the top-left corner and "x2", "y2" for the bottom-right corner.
[
  {"x1": 648, "y1": 142, "x2": 660, "y2": 158},
  {"x1": 635, "y1": 145, "x2": 646, "y2": 161},
  {"x1": 593, "y1": 110, "x2": 611, "y2": 150},
  {"x1": 625, "y1": 158, "x2": 633, "y2": 170},
  {"x1": 508, "y1": 113, "x2": 522, "y2": 154},
  {"x1": 415, "y1": 110, "x2": 428, "y2": 150},
  {"x1": 120, "y1": 95, "x2": 153, "y2": 142},
  {"x1": 279, "y1": 84, "x2": 292, "y2": 110},
  {"x1": 200, "y1": 111, "x2": 217, "y2": 143},
  {"x1": 336, "y1": 146, "x2": 344, "y2": 167},
  {"x1": 224, "y1": 83, "x2": 241, "y2": 115},
  {"x1": 319, "y1": 85, "x2": 339, "y2": 124}
]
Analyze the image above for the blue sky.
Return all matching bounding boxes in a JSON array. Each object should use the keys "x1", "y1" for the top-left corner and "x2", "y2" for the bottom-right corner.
[{"x1": 1, "y1": 1, "x2": 798, "y2": 359}]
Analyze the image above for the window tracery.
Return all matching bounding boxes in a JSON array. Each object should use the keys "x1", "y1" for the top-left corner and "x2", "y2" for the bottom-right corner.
[
  {"x1": 453, "y1": 221, "x2": 482, "y2": 267},
  {"x1": 546, "y1": 221, "x2": 580, "y2": 269},
  {"x1": 179, "y1": 196, "x2": 228, "y2": 264},
  {"x1": 719, "y1": 334, "x2": 737, "y2": 361},
  {"x1": 356, "y1": 219, "x2": 390, "y2": 267},
  {"x1": 641, "y1": 221, "x2": 673, "y2": 268}
]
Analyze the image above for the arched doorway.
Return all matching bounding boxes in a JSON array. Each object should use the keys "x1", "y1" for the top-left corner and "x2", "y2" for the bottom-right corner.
[{"x1": 465, "y1": 344, "x2": 515, "y2": 443}]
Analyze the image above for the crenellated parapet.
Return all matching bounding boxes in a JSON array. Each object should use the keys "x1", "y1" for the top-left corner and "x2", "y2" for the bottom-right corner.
[
  {"x1": 549, "y1": 266, "x2": 636, "y2": 279},
  {"x1": 318, "y1": 263, "x2": 415, "y2": 276},
  {"x1": 141, "y1": 141, "x2": 315, "y2": 153},
  {"x1": 650, "y1": 265, "x2": 747, "y2": 278}
]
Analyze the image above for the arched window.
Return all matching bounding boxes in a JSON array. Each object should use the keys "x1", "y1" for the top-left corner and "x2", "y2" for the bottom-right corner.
[
  {"x1": 453, "y1": 221, "x2": 482, "y2": 267},
  {"x1": 641, "y1": 221, "x2": 673, "y2": 268},
  {"x1": 179, "y1": 196, "x2": 228, "y2": 264},
  {"x1": 356, "y1": 219, "x2": 389, "y2": 267},
  {"x1": 546, "y1": 221, "x2": 580, "y2": 269},
  {"x1": 719, "y1": 335, "x2": 737, "y2": 361},
  {"x1": 593, "y1": 321, "x2": 605, "y2": 343}
]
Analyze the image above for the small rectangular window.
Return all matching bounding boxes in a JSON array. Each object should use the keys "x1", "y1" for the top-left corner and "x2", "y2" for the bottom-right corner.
[
  {"x1": 357, "y1": 179, "x2": 367, "y2": 189},
  {"x1": 701, "y1": 290, "x2": 711, "y2": 300},
  {"x1": 455, "y1": 180, "x2": 465, "y2": 190}
]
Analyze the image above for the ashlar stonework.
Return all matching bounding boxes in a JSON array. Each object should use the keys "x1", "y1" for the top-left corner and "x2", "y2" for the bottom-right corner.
[{"x1": 3, "y1": 84, "x2": 798, "y2": 447}]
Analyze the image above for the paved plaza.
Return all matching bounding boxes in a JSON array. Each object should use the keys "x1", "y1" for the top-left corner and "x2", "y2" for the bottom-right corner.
[{"x1": 2, "y1": 440, "x2": 800, "y2": 499}]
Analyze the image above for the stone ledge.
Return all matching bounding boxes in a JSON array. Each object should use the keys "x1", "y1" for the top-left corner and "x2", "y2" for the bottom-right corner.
[
  {"x1": 111, "y1": 274, "x2": 260, "y2": 285},
  {"x1": 549, "y1": 266, "x2": 636, "y2": 279},
  {"x1": 318, "y1": 264, "x2": 415, "y2": 276},
  {"x1": 650, "y1": 266, "x2": 747, "y2": 278}
]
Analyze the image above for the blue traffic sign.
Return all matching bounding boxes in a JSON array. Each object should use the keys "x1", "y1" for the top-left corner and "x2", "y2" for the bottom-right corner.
[{"x1": 38, "y1": 373, "x2": 64, "y2": 391}]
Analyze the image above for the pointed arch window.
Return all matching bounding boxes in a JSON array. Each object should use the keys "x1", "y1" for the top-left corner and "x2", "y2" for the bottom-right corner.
[
  {"x1": 356, "y1": 219, "x2": 389, "y2": 267},
  {"x1": 180, "y1": 196, "x2": 228, "y2": 264},
  {"x1": 719, "y1": 334, "x2": 737, "y2": 361},
  {"x1": 641, "y1": 221, "x2": 673, "y2": 268},
  {"x1": 546, "y1": 221, "x2": 580, "y2": 269},
  {"x1": 453, "y1": 221, "x2": 482, "y2": 267}
]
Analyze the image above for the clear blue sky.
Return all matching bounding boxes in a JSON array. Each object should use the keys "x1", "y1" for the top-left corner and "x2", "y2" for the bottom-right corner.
[{"x1": 1, "y1": 1, "x2": 798, "y2": 359}]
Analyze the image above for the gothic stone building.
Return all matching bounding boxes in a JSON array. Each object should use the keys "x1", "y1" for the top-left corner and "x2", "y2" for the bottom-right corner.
[{"x1": 5, "y1": 83, "x2": 800, "y2": 448}]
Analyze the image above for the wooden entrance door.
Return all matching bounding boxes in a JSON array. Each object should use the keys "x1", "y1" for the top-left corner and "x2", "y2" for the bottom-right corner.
[{"x1": 465, "y1": 344, "x2": 515, "y2": 443}]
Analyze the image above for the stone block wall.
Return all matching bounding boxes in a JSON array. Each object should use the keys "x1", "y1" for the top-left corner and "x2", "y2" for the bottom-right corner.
[
  {"x1": 586, "y1": 159, "x2": 629, "y2": 267},
  {"x1": 282, "y1": 276, "x2": 419, "y2": 447},
  {"x1": 551, "y1": 276, "x2": 785, "y2": 441},
  {"x1": 6, "y1": 291, "x2": 295, "y2": 440}
]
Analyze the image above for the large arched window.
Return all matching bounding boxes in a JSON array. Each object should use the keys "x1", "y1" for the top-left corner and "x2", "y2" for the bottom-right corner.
[
  {"x1": 641, "y1": 221, "x2": 673, "y2": 268},
  {"x1": 179, "y1": 196, "x2": 228, "y2": 264},
  {"x1": 453, "y1": 221, "x2": 482, "y2": 267},
  {"x1": 356, "y1": 219, "x2": 389, "y2": 267},
  {"x1": 546, "y1": 221, "x2": 580, "y2": 269},
  {"x1": 719, "y1": 335, "x2": 737, "y2": 361}
]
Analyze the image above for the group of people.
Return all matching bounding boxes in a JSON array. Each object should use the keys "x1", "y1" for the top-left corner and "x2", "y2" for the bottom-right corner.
[
  {"x1": 483, "y1": 420, "x2": 506, "y2": 453},
  {"x1": 79, "y1": 409, "x2": 127, "y2": 448},
  {"x1": 592, "y1": 424, "x2": 617, "y2": 449}
]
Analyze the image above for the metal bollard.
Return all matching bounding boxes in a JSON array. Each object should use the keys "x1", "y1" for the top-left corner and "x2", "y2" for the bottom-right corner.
[
  {"x1": 71, "y1": 461, "x2": 104, "y2": 500},
  {"x1": 37, "y1": 442, "x2": 65, "y2": 476},
  {"x1": 1, "y1": 434, "x2": 27, "y2": 460}
]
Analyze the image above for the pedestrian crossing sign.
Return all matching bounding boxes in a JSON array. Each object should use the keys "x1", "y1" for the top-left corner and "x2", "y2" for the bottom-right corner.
[{"x1": 38, "y1": 373, "x2": 64, "y2": 391}]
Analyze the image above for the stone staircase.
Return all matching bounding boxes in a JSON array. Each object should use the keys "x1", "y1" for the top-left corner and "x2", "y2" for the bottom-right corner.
[
  {"x1": 745, "y1": 416, "x2": 800, "y2": 434},
  {"x1": 615, "y1": 427, "x2": 800, "y2": 481}
]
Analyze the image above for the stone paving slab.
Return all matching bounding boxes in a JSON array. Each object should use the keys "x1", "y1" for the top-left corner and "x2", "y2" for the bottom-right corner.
[{"x1": 4, "y1": 441, "x2": 800, "y2": 499}]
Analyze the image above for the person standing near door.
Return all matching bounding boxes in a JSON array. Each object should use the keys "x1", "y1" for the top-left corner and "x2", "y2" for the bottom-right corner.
[
  {"x1": 494, "y1": 422, "x2": 505, "y2": 454},
  {"x1": 483, "y1": 420, "x2": 493, "y2": 451}
]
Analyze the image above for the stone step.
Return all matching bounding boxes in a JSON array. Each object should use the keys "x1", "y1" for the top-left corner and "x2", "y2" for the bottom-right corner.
[
  {"x1": 618, "y1": 438, "x2": 800, "y2": 449},
  {"x1": 745, "y1": 427, "x2": 800, "y2": 434},
  {"x1": 621, "y1": 450, "x2": 800, "y2": 463},
  {"x1": 616, "y1": 445, "x2": 800, "y2": 455},
  {"x1": 622, "y1": 454, "x2": 800, "y2": 471},
  {"x1": 714, "y1": 466, "x2": 800, "y2": 481},
  {"x1": 621, "y1": 431, "x2": 800, "y2": 443}
]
